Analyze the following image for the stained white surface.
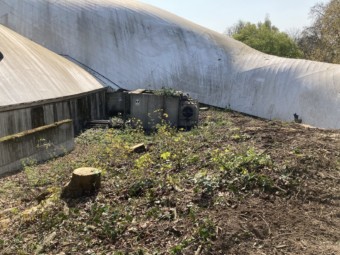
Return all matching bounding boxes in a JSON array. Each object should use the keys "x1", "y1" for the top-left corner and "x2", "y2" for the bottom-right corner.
[
  {"x1": 0, "y1": 24, "x2": 104, "y2": 107},
  {"x1": 0, "y1": 0, "x2": 339, "y2": 129}
]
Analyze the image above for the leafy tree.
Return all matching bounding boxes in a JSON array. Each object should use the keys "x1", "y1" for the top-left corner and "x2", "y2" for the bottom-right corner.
[
  {"x1": 298, "y1": 0, "x2": 340, "y2": 64},
  {"x1": 226, "y1": 17, "x2": 303, "y2": 58}
]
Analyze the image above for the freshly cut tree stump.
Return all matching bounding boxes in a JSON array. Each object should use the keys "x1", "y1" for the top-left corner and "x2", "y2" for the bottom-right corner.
[
  {"x1": 61, "y1": 167, "x2": 101, "y2": 198},
  {"x1": 130, "y1": 143, "x2": 146, "y2": 153}
]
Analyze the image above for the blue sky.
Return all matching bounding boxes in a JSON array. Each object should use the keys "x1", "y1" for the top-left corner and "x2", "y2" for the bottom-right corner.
[{"x1": 140, "y1": 0, "x2": 329, "y2": 33}]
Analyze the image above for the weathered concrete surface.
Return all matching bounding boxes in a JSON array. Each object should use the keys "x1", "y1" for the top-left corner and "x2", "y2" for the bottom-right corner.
[
  {"x1": 0, "y1": 0, "x2": 339, "y2": 129},
  {"x1": 0, "y1": 120, "x2": 74, "y2": 176}
]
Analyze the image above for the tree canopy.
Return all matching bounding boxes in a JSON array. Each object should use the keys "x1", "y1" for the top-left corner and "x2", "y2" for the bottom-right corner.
[
  {"x1": 298, "y1": 0, "x2": 340, "y2": 64},
  {"x1": 226, "y1": 17, "x2": 303, "y2": 58}
]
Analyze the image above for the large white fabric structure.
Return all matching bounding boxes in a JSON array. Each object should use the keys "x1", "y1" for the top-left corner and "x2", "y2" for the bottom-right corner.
[
  {"x1": 0, "y1": 24, "x2": 103, "y2": 107},
  {"x1": 0, "y1": 0, "x2": 339, "y2": 129}
]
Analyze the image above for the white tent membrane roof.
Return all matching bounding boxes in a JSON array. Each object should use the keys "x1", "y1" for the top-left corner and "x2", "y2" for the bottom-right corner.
[
  {"x1": 0, "y1": 24, "x2": 104, "y2": 108},
  {"x1": 0, "y1": 0, "x2": 339, "y2": 128}
]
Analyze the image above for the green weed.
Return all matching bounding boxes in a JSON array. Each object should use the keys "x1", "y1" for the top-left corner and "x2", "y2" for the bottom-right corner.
[
  {"x1": 196, "y1": 218, "x2": 216, "y2": 242},
  {"x1": 212, "y1": 147, "x2": 274, "y2": 192}
]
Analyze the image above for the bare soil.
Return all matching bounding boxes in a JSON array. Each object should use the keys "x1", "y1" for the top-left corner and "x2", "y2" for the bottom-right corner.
[{"x1": 0, "y1": 109, "x2": 339, "y2": 255}]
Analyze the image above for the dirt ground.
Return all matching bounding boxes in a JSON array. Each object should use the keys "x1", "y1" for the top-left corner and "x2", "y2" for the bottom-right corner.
[{"x1": 0, "y1": 109, "x2": 339, "y2": 255}]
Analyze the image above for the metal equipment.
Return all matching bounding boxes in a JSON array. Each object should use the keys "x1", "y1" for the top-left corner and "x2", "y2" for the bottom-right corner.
[{"x1": 108, "y1": 89, "x2": 199, "y2": 130}]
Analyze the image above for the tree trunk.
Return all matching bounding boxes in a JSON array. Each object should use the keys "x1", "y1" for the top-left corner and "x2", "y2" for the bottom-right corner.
[{"x1": 61, "y1": 167, "x2": 101, "y2": 198}]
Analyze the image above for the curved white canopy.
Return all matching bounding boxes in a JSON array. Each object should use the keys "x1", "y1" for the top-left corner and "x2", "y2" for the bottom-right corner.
[
  {"x1": 0, "y1": 0, "x2": 339, "y2": 128},
  {"x1": 0, "y1": 24, "x2": 104, "y2": 108}
]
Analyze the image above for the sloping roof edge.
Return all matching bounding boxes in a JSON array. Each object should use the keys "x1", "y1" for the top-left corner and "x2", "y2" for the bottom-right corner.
[
  {"x1": 0, "y1": 87, "x2": 107, "y2": 113},
  {"x1": 0, "y1": 24, "x2": 104, "y2": 107}
]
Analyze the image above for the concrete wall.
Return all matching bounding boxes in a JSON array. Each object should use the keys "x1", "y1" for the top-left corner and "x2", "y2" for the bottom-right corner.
[
  {"x1": 0, "y1": 120, "x2": 74, "y2": 176},
  {"x1": 0, "y1": 90, "x2": 107, "y2": 138}
]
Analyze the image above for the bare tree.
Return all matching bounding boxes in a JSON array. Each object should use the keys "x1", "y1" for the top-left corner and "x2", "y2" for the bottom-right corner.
[{"x1": 298, "y1": 0, "x2": 340, "y2": 64}]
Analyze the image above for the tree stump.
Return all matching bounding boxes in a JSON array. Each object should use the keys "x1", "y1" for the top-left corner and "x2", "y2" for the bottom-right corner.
[
  {"x1": 61, "y1": 167, "x2": 101, "y2": 198},
  {"x1": 130, "y1": 143, "x2": 147, "y2": 153}
]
